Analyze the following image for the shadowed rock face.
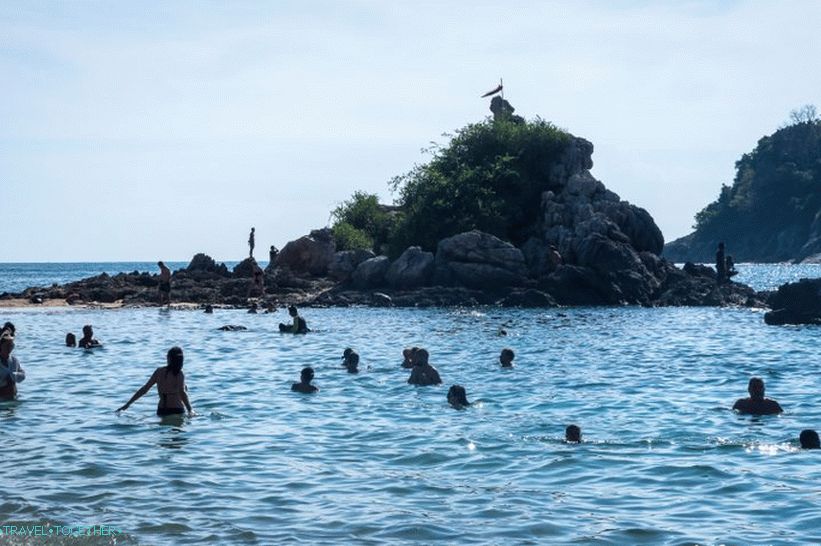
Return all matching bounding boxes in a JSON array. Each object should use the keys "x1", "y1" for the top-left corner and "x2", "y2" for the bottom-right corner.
[
  {"x1": 275, "y1": 228, "x2": 336, "y2": 276},
  {"x1": 434, "y1": 231, "x2": 527, "y2": 290},
  {"x1": 764, "y1": 278, "x2": 821, "y2": 325},
  {"x1": 385, "y1": 247, "x2": 434, "y2": 289}
]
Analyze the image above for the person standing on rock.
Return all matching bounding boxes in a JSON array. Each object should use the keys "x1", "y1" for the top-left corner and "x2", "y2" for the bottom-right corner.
[
  {"x1": 248, "y1": 227, "x2": 255, "y2": 259},
  {"x1": 715, "y1": 242, "x2": 727, "y2": 284},
  {"x1": 268, "y1": 245, "x2": 278, "y2": 267},
  {"x1": 157, "y1": 261, "x2": 172, "y2": 306}
]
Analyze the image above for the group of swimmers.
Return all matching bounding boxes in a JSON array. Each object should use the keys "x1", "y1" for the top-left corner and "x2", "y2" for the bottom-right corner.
[{"x1": 2, "y1": 315, "x2": 820, "y2": 449}]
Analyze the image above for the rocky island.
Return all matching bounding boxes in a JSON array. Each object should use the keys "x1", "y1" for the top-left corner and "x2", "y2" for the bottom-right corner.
[
  {"x1": 3, "y1": 98, "x2": 766, "y2": 310},
  {"x1": 665, "y1": 107, "x2": 821, "y2": 264}
]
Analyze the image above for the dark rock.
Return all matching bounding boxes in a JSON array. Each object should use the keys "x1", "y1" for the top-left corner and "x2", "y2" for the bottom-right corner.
[
  {"x1": 764, "y1": 278, "x2": 821, "y2": 325},
  {"x1": 232, "y1": 258, "x2": 259, "y2": 278},
  {"x1": 435, "y1": 230, "x2": 527, "y2": 289},
  {"x1": 329, "y1": 249, "x2": 376, "y2": 282},
  {"x1": 29, "y1": 296, "x2": 43, "y2": 304},
  {"x1": 351, "y1": 256, "x2": 390, "y2": 289},
  {"x1": 541, "y1": 265, "x2": 612, "y2": 305},
  {"x1": 386, "y1": 247, "x2": 435, "y2": 289},
  {"x1": 186, "y1": 253, "x2": 229, "y2": 276},
  {"x1": 275, "y1": 228, "x2": 336, "y2": 276}
]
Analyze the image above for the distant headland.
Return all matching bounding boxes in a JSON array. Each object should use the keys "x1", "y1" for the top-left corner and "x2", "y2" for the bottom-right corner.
[{"x1": 665, "y1": 106, "x2": 821, "y2": 264}]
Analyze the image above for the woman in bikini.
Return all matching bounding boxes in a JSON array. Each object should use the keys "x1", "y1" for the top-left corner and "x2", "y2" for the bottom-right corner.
[{"x1": 117, "y1": 346, "x2": 193, "y2": 416}]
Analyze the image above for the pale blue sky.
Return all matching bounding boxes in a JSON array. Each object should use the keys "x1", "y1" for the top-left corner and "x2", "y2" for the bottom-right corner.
[{"x1": 2, "y1": 1, "x2": 819, "y2": 262}]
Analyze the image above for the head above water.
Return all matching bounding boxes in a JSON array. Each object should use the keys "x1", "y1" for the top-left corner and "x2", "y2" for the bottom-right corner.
[
  {"x1": 288, "y1": 305, "x2": 298, "y2": 317},
  {"x1": 65, "y1": 333, "x2": 76, "y2": 347},
  {"x1": 500, "y1": 348, "x2": 515, "y2": 366},
  {"x1": 748, "y1": 377, "x2": 766, "y2": 399},
  {"x1": 2, "y1": 322, "x2": 15, "y2": 336},
  {"x1": 301, "y1": 367, "x2": 314, "y2": 383},
  {"x1": 565, "y1": 424, "x2": 582, "y2": 443},
  {"x1": 447, "y1": 385, "x2": 470, "y2": 408},
  {"x1": 800, "y1": 429, "x2": 820, "y2": 449},
  {"x1": 82, "y1": 324, "x2": 93, "y2": 338},
  {"x1": 0, "y1": 332, "x2": 14, "y2": 354},
  {"x1": 342, "y1": 347, "x2": 354, "y2": 360},
  {"x1": 415, "y1": 348, "x2": 429, "y2": 365},
  {"x1": 166, "y1": 346, "x2": 184, "y2": 375}
]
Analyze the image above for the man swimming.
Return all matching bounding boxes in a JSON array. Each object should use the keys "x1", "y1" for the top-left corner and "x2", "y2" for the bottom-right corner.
[
  {"x1": 732, "y1": 377, "x2": 783, "y2": 415},
  {"x1": 78, "y1": 325, "x2": 102, "y2": 349},
  {"x1": 565, "y1": 424, "x2": 582, "y2": 443},
  {"x1": 407, "y1": 349, "x2": 442, "y2": 386},
  {"x1": 292, "y1": 367, "x2": 318, "y2": 393},
  {"x1": 499, "y1": 348, "x2": 515, "y2": 368}
]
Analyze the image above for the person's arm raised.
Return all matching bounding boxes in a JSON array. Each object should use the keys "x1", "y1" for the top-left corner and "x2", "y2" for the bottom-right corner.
[{"x1": 117, "y1": 369, "x2": 158, "y2": 412}]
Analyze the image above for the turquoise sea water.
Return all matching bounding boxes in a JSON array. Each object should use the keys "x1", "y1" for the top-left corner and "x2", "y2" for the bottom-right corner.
[{"x1": 1, "y1": 265, "x2": 820, "y2": 545}]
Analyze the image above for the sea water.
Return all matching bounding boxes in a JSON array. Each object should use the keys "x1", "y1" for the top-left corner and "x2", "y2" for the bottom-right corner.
[{"x1": 1, "y1": 265, "x2": 820, "y2": 545}]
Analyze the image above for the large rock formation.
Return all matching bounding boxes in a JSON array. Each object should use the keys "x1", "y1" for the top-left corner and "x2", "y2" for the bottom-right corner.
[
  {"x1": 764, "y1": 278, "x2": 821, "y2": 325},
  {"x1": 275, "y1": 228, "x2": 336, "y2": 276},
  {"x1": 434, "y1": 230, "x2": 527, "y2": 289},
  {"x1": 665, "y1": 118, "x2": 821, "y2": 263},
  {"x1": 385, "y1": 247, "x2": 434, "y2": 289}
]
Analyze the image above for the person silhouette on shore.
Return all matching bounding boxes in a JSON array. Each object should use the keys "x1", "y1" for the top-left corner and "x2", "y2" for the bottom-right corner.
[
  {"x1": 565, "y1": 425, "x2": 582, "y2": 443},
  {"x1": 248, "y1": 227, "x2": 255, "y2": 259},
  {"x1": 78, "y1": 325, "x2": 102, "y2": 349},
  {"x1": 157, "y1": 261, "x2": 171, "y2": 306},
  {"x1": 291, "y1": 367, "x2": 318, "y2": 393},
  {"x1": 726, "y1": 255, "x2": 738, "y2": 281},
  {"x1": 0, "y1": 331, "x2": 25, "y2": 400},
  {"x1": 117, "y1": 346, "x2": 193, "y2": 417},
  {"x1": 732, "y1": 377, "x2": 783, "y2": 415},
  {"x1": 269, "y1": 245, "x2": 278, "y2": 267},
  {"x1": 800, "y1": 429, "x2": 820, "y2": 449},
  {"x1": 407, "y1": 348, "x2": 442, "y2": 386},
  {"x1": 715, "y1": 242, "x2": 727, "y2": 284}
]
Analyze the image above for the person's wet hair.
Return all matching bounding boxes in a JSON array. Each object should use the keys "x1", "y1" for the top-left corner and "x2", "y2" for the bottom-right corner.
[
  {"x1": 748, "y1": 377, "x2": 765, "y2": 398},
  {"x1": 288, "y1": 305, "x2": 298, "y2": 316},
  {"x1": 65, "y1": 333, "x2": 76, "y2": 347},
  {"x1": 301, "y1": 367, "x2": 314, "y2": 383},
  {"x1": 415, "y1": 348, "x2": 429, "y2": 365},
  {"x1": 500, "y1": 348, "x2": 515, "y2": 366},
  {"x1": 565, "y1": 424, "x2": 582, "y2": 443},
  {"x1": 82, "y1": 324, "x2": 93, "y2": 336},
  {"x1": 342, "y1": 347, "x2": 354, "y2": 359},
  {"x1": 2, "y1": 322, "x2": 15, "y2": 336},
  {"x1": 800, "y1": 429, "x2": 820, "y2": 449},
  {"x1": 167, "y1": 346, "x2": 184, "y2": 376},
  {"x1": 447, "y1": 385, "x2": 470, "y2": 408}
]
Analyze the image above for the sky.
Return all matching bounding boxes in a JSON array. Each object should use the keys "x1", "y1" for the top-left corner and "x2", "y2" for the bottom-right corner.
[{"x1": 2, "y1": 1, "x2": 820, "y2": 262}]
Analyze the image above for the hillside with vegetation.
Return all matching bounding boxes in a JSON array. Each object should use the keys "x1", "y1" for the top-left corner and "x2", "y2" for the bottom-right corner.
[{"x1": 665, "y1": 106, "x2": 821, "y2": 263}]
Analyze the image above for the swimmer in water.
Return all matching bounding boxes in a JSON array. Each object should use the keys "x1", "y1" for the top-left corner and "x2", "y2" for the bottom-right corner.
[
  {"x1": 732, "y1": 377, "x2": 783, "y2": 415},
  {"x1": 292, "y1": 367, "x2": 318, "y2": 393},
  {"x1": 65, "y1": 333, "x2": 76, "y2": 347},
  {"x1": 78, "y1": 325, "x2": 102, "y2": 349},
  {"x1": 117, "y1": 346, "x2": 193, "y2": 416},
  {"x1": 204, "y1": 304, "x2": 214, "y2": 314},
  {"x1": 565, "y1": 425, "x2": 582, "y2": 443},
  {"x1": 279, "y1": 305, "x2": 309, "y2": 334},
  {"x1": 344, "y1": 351, "x2": 360, "y2": 374},
  {"x1": 447, "y1": 385, "x2": 470, "y2": 409},
  {"x1": 401, "y1": 348, "x2": 415, "y2": 369},
  {"x1": 800, "y1": 429, "x2": 820, "y2": 449},
  {"x1": 407, "y1": 348, "x2": 442, "y2": 386},
  {"x1": 499, "y1": 348, "x2": 515, "y2": 368},
  {"x1": 0, "y1": 331, "x2": 25, "y2": 400}
]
